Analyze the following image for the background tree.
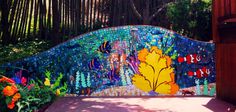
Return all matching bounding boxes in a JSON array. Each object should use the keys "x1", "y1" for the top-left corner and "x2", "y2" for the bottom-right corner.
[
  {"x1": 130, "y1": 0, "x2": 173, "y2": 24},
  {"x1": 167, "y1": 0, "x2": 212, "y2": 41},
  {"x1": 0, "y1": 0, "x2": 213, "y2": 64}
]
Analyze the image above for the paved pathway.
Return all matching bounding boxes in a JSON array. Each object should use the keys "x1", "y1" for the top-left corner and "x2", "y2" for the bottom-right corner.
[{"x1": 46, "y1": 97, "x2": 236, "y2": 112}]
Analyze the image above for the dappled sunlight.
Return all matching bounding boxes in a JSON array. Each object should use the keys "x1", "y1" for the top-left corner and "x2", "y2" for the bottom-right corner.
[
  {"x1": 1, "y1": 0, "x2": 236, "y2": 111},
  {"x1": 90, "y1": 105, "x2": 105, "y2": 109},
  {"x1": 46, "y1": 97, "x2": 236, "y2": 112}
]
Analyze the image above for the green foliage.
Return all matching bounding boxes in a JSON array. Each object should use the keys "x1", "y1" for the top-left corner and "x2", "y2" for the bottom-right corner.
[
  {"x1": 45, "y1": 70, "x2": 51, "y2": 80},
  {"x1": 16, "y1": 71, "x2": 67, "y2": 111},
  {"x1": 0, "y1": 71, "x2": 68, "y2": 112},
  {"x1": 17, "y1": 83, "x2": 56, "y2": 112},
  {"x1": 52, "y1": 73, "x2": 63, "y2": 89},
  {"x1": 0, "y1": 40, "x2": 52, "y2": 64},
  {"x1": 167, "y1": 0, "x2": 212, "y2": 41},
  {"x1": 16, "y1": 96, "x2": 41, "y2": 112},
  {"x1": 58, "y1": 82, "x2": 68, "y2": 96}
]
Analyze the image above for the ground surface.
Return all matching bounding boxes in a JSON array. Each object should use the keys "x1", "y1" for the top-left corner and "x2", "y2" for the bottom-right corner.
[{"x1": 46, "y1": 97, "x2": 236, "y2": 112}]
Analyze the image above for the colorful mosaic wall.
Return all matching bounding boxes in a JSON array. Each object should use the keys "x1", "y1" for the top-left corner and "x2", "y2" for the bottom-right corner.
[{"x1": 1, "y1": 26, "x2": 216, "y2": 96}]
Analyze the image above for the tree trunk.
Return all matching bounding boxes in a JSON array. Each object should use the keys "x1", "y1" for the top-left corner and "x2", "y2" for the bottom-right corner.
[
  {"x1": 27, "y1": 0, "x2": 34, "y2": 39},
  {"x1": 52, "y1": 0, "x2": 60, "y2": 44},
  {"x1": 89, "y1": 0, "x2": 93, "y2": 30},
  {"x1": 93, "y1": 0, "x2": 96, "y2": 27},
  {"x1": 82, "y1": 0, "x2": 85, "y2": 27},
  {"x1": 86, "y1": 0, "x2": 90, "y2": 29},
  {"x1": 20, "y1": 0, "x2": 30, "y2": 40},
  {"x1": 143, "y1": 0, "x2": 150, "y2": 24},
  {"x1": 33, "y1": 0, "x2": 39, "y2": 37},
  {"x1": 8, "y1": 0, "x2": 18, "y2": 38},
  {"x1": 0, "y1": 0, "x2": 11, "y2": 45}
]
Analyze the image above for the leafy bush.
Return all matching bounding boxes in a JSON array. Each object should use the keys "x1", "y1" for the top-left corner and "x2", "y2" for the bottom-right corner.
[
  {"x1": 0, "y1": 70, "x2": 67, "y2": 112},
  {"x1": 0, "y1": 39, "x2": 52, "y2": 64}
]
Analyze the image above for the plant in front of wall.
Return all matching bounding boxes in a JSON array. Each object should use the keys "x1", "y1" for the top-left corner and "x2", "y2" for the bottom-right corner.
[
  {"x1": 42, "y1": 71, "x2": 68, "y2": 97},
  {"x1": 0, "y1": 75, "x2": 21, "y2": 112},
  {"x1": 0, "y1": 74, "x2": 54, "y2": 112},
  {"x1": 15, "y1": 71, "x2": 67, "y2": 112},
  {"x1": 132, "y1": 46, "x2": 179, "y2": 95}
]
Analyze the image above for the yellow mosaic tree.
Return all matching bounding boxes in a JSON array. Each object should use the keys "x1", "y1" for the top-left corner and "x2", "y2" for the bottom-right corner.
[{"x1": 132, "y1": 46, "x2": 179, "y2": 94}]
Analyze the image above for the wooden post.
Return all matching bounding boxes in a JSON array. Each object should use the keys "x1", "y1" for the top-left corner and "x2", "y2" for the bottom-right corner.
[{"x1": 213, "y1": 0, "x2": 236, "y2": 105}]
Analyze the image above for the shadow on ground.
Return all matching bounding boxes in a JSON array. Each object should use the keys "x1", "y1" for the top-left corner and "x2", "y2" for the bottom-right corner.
[
  {"x1": 46, "y1": 97, "x2": 236, "y2": 112},
  {"x1": 203, "y1": 98, "x2": 236, "y2": 112},
  {"x1": 45, "y1": 97, "x2": 162, "y2": 112}
]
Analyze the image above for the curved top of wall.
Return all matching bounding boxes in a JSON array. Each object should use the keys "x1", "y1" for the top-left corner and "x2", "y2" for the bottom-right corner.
[{"x1": 2, "y1": 25, "x2": 216, "y2": 95}]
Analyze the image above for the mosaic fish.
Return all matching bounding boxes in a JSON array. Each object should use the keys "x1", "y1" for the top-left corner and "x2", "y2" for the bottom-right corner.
[
  {"x1": 88, "y1": 58, "x2": 100, "y2": 70},
  {"x1": 188, "y1": 67, "x2": 210, "y2": 78},
  {"x1": 107, "y1": 68, "x2": 120, "y2": 81},
  {"x1": 178, "y1": 54, "x2": 201, "y2": 64},
  {"x1": 97, "y1": 41, "x2": 112, "y2": 54}
]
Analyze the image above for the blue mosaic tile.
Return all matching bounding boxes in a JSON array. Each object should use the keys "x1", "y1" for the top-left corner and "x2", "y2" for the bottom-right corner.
[{"x1": 1, "y1": 25, "x2": 216, "y2": 96}]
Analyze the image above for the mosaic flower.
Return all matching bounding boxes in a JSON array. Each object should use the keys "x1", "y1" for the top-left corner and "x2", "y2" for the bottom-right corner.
[{"x1": 138, "y1": 48, "x2": 149, "y2": 62}]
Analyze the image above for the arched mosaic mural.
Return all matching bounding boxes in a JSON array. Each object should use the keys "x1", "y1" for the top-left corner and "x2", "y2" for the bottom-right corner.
[{"x1": 0, "y1": 26, "x2": 216, "y2": 96}]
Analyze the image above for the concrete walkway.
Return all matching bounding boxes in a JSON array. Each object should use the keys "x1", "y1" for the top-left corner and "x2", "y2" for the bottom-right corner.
[{"x1": 46, "y1": 97, "x2": 236, "y2": 112}]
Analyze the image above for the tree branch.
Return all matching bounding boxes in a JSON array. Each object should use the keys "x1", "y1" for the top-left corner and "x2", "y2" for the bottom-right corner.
[
  {"x1": 149, "y1": 3, "x2": 170, "y2": 22},
  {"x1": 129, "y1": 0, "x2": 142, "y2": 21}
]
